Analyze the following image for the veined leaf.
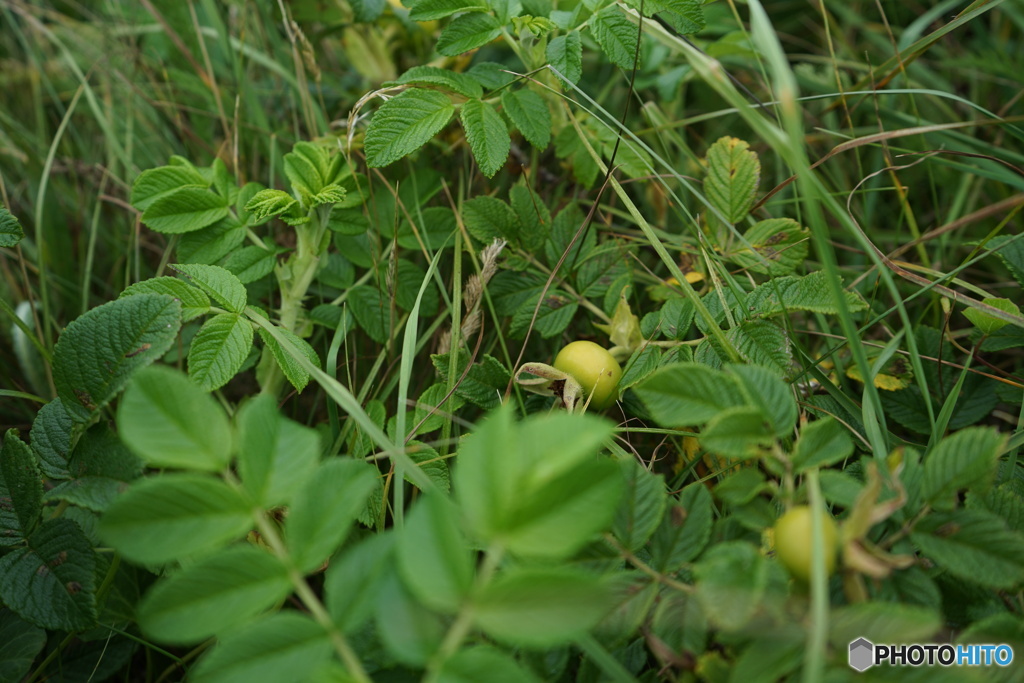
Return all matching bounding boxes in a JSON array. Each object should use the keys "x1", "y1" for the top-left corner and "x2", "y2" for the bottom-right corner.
[
  {"x1": 436, "y1": 13, "x2": 503, "y2": 56},
  {"x1": 176, "y1": 216, "x2": 247, "y2": 265},
  {"x1": 634, "y1": 363, "x2": 747, "y2": 426},
  {"x1": 98, "y1": 474, "x2": 253, "y2": 565},
  {"x1": 625, "y1": 0, "x2": 705, "y2": 34},
  {"x1": 612, "y1": 459, "x2": 667, "y2": 552},
  {"x1": 729, "y1": 218, "x2": 809, "y2": 276},
  {"x1": 347, "y1": 285, "x2": 390, "y2": 344},
  {"x1": 117, "y1": 365, "x2": 232, "y2": 471},
  {"x1": 589, "y1": 6, "x2": 641, "y2": 71},
  {"x1": 727, "y1": 320, "x2": 792, "y2": 376},
  {"x1": 396, "y1": 494, "x2": 474, "y2": 613},
  {"x1": 704, "y1": 136, "x2": 760, "y2": 224},
  {"x1": 745, "y1": 270, "x2": 866, "y2": 317},
  {"x1": 508, "y1": 290, "x2": 578, "y2": 339},
  {"x1": 172, "y1": 263, "x2": 248, "y2": 313},
  {"x1": 546, "y1": 32, "x2": 582, "y2": 84},
  {"x1": 244, "y1": 189, "x2": 297, "y2": 222},
  {"x1": 257, "y1": 326, "x2": 320, "y2": 393},
  {"x1": 364, "y1": 89, "x2": 454, "y2": 168},
  {"x1": 462, "y1": 195, "x2": 520, "y2": 244},
  {"x1": 964, "y1": 297, "x2": 1021, "y2": 335},
  {"x1": 921, "y1": 427, "x2": 1004, "y2": 509},
  {"x1": 52, "y1": 295, "x2": 182, "y2": 423},
  {"x1": 120, "y1": 276, "x2": 210, "y2": 321},
  {"x1": 0, "y1": 519, "x2": 96, "y2": 631},
  {"x1": 650, "y1": 483, "x2": 713, "y2": 572},
  {"x1": 188, "y1": 313, "x2": 254, "y2": 391},
  {"x1": 394, "y1": 65, "x2": 483, "y2": 98},
  {"x1": 29, "y1": 399, "x2": 74, "y2": 481},
  {"x1": 701, "y1": 406, "x2": 774, "y2": 459},
  {"x1": 0, "y1": 207, "x2": 25, "y2": 248},
  {"x1": 437, "y1": 646, "x2": 543, "y2": 683},
  {"x1": 501, "y1": 89, "x2": 551, "y2": 150},
  {"x1": 141, "y1": 186, "x2": 229, "y2": 234},
  {"x1": 137, "y1": 546, "x2": 291, "y2": 644},
  {"x1": 130, "y1": 165, "x2": 208, "y2": 211},
  {"x1": 236, "y1": 395, "x2": 320, "y2": 509},
  {"x1": 694, "y1": 541, "x2": 767, "y2": 631},
  {"x1": 911, "y1": 509, "x2": 1024, "y2": 589},
  {"x1": 792, "y1": 417, "x2": 854, "y2": 472},
  {"x1": 460, "y1": 99, "x2": 510, "y2": 178},
  {"x1": 0, "y1": 432, "x2": 41, "y2": 544},
  {"x1": 222, "y1": 246, "x2": 277, "y2": 284},
  {"x1": 409, "y1": 0, "x2": 487, "y2": 21}
]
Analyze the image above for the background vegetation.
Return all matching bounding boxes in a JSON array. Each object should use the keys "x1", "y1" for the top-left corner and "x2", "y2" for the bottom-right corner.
[{"x1": 1, "y1": 0, "x2": 1022, "y2": 681}]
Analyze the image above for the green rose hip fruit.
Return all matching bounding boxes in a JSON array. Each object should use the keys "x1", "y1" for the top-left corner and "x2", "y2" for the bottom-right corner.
[
  {"x1": 773, "y1": 505, "x2": 838, "y2": 582},
  {"x1": 553, "y1": 341, "x2": 623, "y2": 410}
]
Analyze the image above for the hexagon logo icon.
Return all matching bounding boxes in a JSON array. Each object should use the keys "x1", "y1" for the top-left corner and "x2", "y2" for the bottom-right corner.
[{"x1": 849, "y1": 638, "x2": 874, "y2": 672}]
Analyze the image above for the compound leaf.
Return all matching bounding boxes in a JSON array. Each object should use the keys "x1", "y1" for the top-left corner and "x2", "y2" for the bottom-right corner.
[
  {"x1": 460, "y1": 98, "x2": 510, "y2": 178},
  {"x1": 364, "y1": 89, "x2": 454, "y2": 168}
]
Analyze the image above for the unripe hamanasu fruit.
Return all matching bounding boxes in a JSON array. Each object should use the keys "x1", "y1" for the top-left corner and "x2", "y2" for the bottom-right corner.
[
  {"x1": 773, "y1": 505, "x2": 838, "y2": 581},
  {"x1": 553, "y1": 341, "x2": 623, "y2": 410}
]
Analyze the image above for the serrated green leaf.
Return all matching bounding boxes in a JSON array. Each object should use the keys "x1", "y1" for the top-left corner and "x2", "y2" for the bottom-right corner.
[
  {"x1": 393, "y1": 259, "x2": 440, "y2": 316},
  {"x1": 625, "y1": 0, "x2": 705, "y2": 32},
  {"x1": 986, "y1": 235, "x2": 1024, "y2": 288},
  {"x1": 286, "y1": 459, "x2": 379, "y2": 573},
  {"x1": 921, "y1": 427, "x2": 1004, "y2": 509},
  {"x1": 745, "y1": 270, "x2": 866, "y2": 317},
  {"x1": 176, "y1": 216, "x2": 247, "y2": 265},
  {"x1": 0, "y1": 519, "x2": 96, "y2": 631},
  {"x1": 965, "y1": 297, "x2": 1021, "y2": 335},
  {"x1": 192, "y1": 612, "x2": 332, "y2": 683},
  {"x1": 829, "y1": 602, "x2": 941, "y2": 650},
  {"x1": 617, "y1": 344, "x2": 662, "y2": 397},
  {"x1": 284, "y1": 148, "x2": 325, "y2": 198},
  {"x1": 0, "y1": 207, "x2": 25, "y2": 248},
  {"x1": 408, "y1": 0, "x2": 487, "y2": 21},
  {"x1": 728, "y1": 320, "x2": 792, "y2": 376},
  {"x1": 141, "y1": 186, "x2": 229, "y2": 234},
  {"x1": 52, "y1": 294, "x2": 182, "y2": 423},
  {"x1": 612, "y1": 459, "x2": 666, "y2": 551},
  {"x1": 546, "y1": 32, "x2": 583, "y2": 84},
  {"x1": 256, "y1": 325, "x2": 320, "y2": 393},
  {"x1": 172, "y1": 263, "x2": 248, "y2": 313},
  {"x1": 99, "y1": 474, "x2": 253, "y2": 565},
  {"x1": 347, "y1": 284, "x2": 390, "y2": 344},
  {"x1": 436, "y1": 13, "x2": 503, "y2": 56},
  {"x1": 725, "y1": 363, "x2": 797, "y2": 437},
  {"x1": 117, "y1": 365, "x2": 232, "y2": 471},
  {"x1": 589, "y1": 6, "x2": 640, "y2": 70},
  {"x1": 430, "y1": 352, "x2": 510, "y2": 410},
  {"x1": 508, "y1": 181, "x2": 550, "y2": 251},
  {"x1": 792, "y1": 417, "x2": 854, "y2": 472},
  {"x1": 130, "y1": 165, "x2": 208, "y2": 211},
  {"x1": 509, "y1": 290, "x2": 578, "y2": 339},
  {"x1": 1, "y1": 431, "x2": 42, "y2": 540},
  {"x1": 704, "y1": 136, "x2": 760, "y2": 224},
  {"x1": 394, "y1": 65, "x2": 483, "y2": 98},
  {"x1": 729, "y1": 218, "x2": 809, "y2": 276},
  {"x1": 460, "y1": 98, "x2": 510, "y2": 178},
  {"x1": 29, "y1": 399, "x2": 73, "y2": 481},
  {"x1": 501, "y1": 89, "x2": 551, "y2": 150},
  {"x1": 910, "y1": 509, "x2": 1024, "y2": 589},
  {"x1": 245, "y1": 189, "x2": 297, "y2": 222},
  {"x1": 375, "y1": 569, "x2": 446, "y2": 666},
  {"x1": 138, "y1": 545, "x2": 291, "y2": 644},
  {"x1": 188, "y1": 313, "x2": 254, "y2": 391},
  {"x1": 701, "y1": 406, "x2": 775, "y2": 459},
  {"x1": 42, "y1": 477, "x2": 125, "y2": 513},
  {"x1": 223, "y1": 246, "x2": 277, "y2": 284},
  {"x1": 397, "y1": 494, "x2": 473, "y2": 613},
  {"x1": 364, "y1": 89, "x2": 454, "y2": 168},
  {"x1": 544, "y1": 201, "x2": 594, "y2": 267},
  {"x1": 474, "y1": 568, "x2": 614, "y2": 647},
  {"x1": 694, "y1": 541, "x2": 767, "y2": 631},
  {"x1": 462, "y1": 195, "x2": 520, "y2": 244},
  {"x1": 120, "y1": 276, "x2": 210, "y2": 321},
  {"x1": 634, "y1": 362, "x2": 747, "y2": 426}
]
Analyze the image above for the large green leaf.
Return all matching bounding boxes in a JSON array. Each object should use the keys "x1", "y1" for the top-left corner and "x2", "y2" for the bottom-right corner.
[
  {"x1": 0, "y1": 431, "x2": 42, "y2": 542},
  {"x1": 141, "y1": 186, "x2": 229, "y2": 234},
  {"x1": 436, "y1": 13, "x2": 503, "y2": 56},
  {"x1": 460, "y1": 98, "x2": 510, "y2": 178},
  {"x1": 397, "y1": 494, "x2": 474, "y2": 613},
  {"x1": 394, "y1": 65, "x2": 483, "y2": 99},
  {"x1": 120, "y1": 276, "x2": 210, "y2": 321},
  {"x1": 117, "y1": 365, "x2": 232, "y2": 471},
  {"x1": 508, "y1": 290, "x2": 578, "y2": 339},
  {"x1": 187, "y1": 313, "x2": 254, "y2": 391},
  {"x1": 0, "y1": 519, "x2": 96, "y2": 631},
  {"x1": 462, "y1": 195, "x2": 520, "y2": 244},
  {"x1": 0, "y1": 207, "x2": 25, "y2": 248},
  {"x1": 501, "y1": 89, "x2": 551, "y2": 150},
  {"x1": 138, "y1": 546, "x2": 292, "y2": 644},
  {"x1": 612, "y1": 459, "x2": 666, "y2": 552},
  {"x1": 700, "y1": 406, "x2": 775, "y2": 459},
  {"x1": 364, "y1": 89, "x2": 454, "y2": 168},
  {"x1": 745, "y1": 270, "x2": 866, "y2": 317},
  {"x1": 473, "y1": 568, "x2": 615, "y2": 647},
  {"x1": 792, "y1": 417, "x2": 854, "y2": 472},
  {"x1": 650, "y1": 482, "x2": 714, "y2": 572},
  {"x1": 704, "y1": 136, "x2": 760, "y2": 224},
  {"x1": 911, "y1": 509, "x2": 1024, "y2": 589},
  {"x1": 286, "y1": 459, "x2": 379, "y2": 572},
  {"x1": 729, "y1": 218, "x2": 809, "y2": 276},
  {"x1": 256, "y1": 325, "x2": 320, "y2": 393},
  {"x1": 921, "y1": 427, "x2": 1005, "y2": 510},
  {"x1": 52, "y1": 294, "x2": 182, "y2": 423},
  {"x1": 131, "y1": 164, "x2": 208, "y2": 211},
  {"x1": 408, "y1": 0, "x2": 487, "y2": 21},
  {"x1": 325, "y1": 533, "x2": 395, "y2": 633},
  {"x1": 347, "y1": 284, "x2": 390, "y2": 344},
  {"x1": 98, "y1": 474, "x2": 253, "y2": 565},
  {"x1": 436, "y1": 646, "x2": 542, "y2": 683},
  {"x1": 172, "y1": 263, "x2": 248, "y2": 313},
  {"x1": 546, "y1": 32, "x2": 582, "y2": 84},
  {"x1": 694, "y1": 541, "x2": 767, "y2": 631},
  {"x1": 634, "y1": 363, "x2": 747, "y2": 426},
  {"x1": 177, "y1": 216, "x2": 247, "y2": 264},
  {"x1": 236, "y1": 395, "x2": 320, "y2": 508},
  {"x1": 0, "y1": 609, "x2": 46, "y2": 683},
  {"x1": 727, "y1": 320, "x2": 792, "y2": 376},
  {"x1": 191, "y1": 612, "x2": 332, "y2": 683},
  {"x1": 29, "y1": 399, "x2": 74, "y2": 480},
  {"x1": 589, "y1": 5, "x2": 640, "y2": 70}
]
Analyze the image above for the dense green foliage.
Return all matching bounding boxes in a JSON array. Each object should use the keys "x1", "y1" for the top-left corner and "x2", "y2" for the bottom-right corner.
[{"x1": 1, "y1": 0, "x2": 1023, "y2": 681}]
